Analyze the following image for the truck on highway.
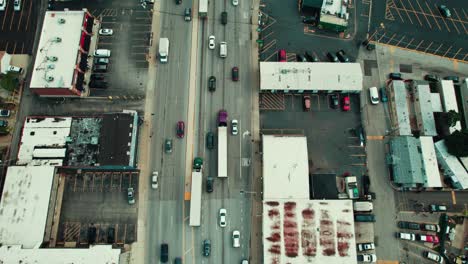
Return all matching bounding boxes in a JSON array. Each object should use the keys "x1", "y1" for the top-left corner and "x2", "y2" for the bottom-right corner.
[
  {"x1": 198, "y1": 0, "x2": 208, "y2": 18},
  {"x1": 218, "y1": 110, "x2": 228, "y2": 178},
  {"x1": 345, "y1": 176, "x2": 359, "y2": 199},
  {"x1": 189, "y1": 157, "x2": 203, "y2": 226},
  {"x1": 159, "y1": 38, "x2": 169, "y2": 63}
]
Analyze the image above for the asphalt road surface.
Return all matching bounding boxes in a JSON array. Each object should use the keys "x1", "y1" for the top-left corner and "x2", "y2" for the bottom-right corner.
[{"x1": 145, "y1": 0, "x2": 254, "y2": 263}]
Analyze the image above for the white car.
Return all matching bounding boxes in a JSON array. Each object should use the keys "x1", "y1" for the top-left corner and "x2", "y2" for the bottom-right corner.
[
  {"x1": 13, "y1": 0, "x2": 20, "y2": 11},
  {"x1": 0, "y1": 0, "x2": 6, "y2": 11},
  {"x1": 395, "y1": 232, "x2": 415, "y2": 241},
  {"x1": 7, "y1": 66, "x2": 23, "y2": 74},
  {"x1": 219, "y1": 208, "x2": 227, "y2": 227},
  {"x1": 151, "y1": 171, "x2": 159, "y2": 189},
  {"x1": 232, "y1": 0, "x2": 238, "y2": 6},
  {"x1": 231, "y1": 119, "x2": 238, "y2": 135},
  {"x1": 357, "y1": 242, "x2": 375, "y2": 251},
  {"x1": 232, "y1": 230, "x2": 240, "y2": 248},
  {"x1": 208, "y1": 35, "x2": 215, "y2": 50},
  {"x1": 99, "y1": 29, "x2": 113, "y2": 36},
  {"x1": 127, "y1": 187, "x2": 135, "y2": 205},
  {"x1": 357, "y1": 254, "x2": 377, "y2": 263}
]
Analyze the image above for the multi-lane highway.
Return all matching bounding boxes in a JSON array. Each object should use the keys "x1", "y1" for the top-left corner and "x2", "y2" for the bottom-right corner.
[{"x1": 145, "y1": 0, "x2": 254, "y2": 263}]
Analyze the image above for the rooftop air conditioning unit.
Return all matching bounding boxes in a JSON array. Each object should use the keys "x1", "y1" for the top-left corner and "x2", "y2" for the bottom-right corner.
[
  {"x1": 58, "y1": 18, "x2": 66, "y2": 24},
  {"x1": 53, "y1": 37, "x2": 62, "y2": 43},
  {"x1": 46, "y1": 76, "x2": 54, "y2": 82},
  {"x1": 47, "y1": 64, "x2": 55, "y2": 69},
  {"x1": 47, "y1": 56, "x2": 58, "y2": 62}
]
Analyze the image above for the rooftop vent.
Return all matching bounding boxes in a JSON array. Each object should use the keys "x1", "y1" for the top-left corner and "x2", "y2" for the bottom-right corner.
[
  {"x1": 47, "y1": 64, "x2": 55, "y2": 69},
  {"x1": 46, "y1": 76, "x2": 54, "y2": 82},
  {"x1": 53, "y1": 37, "x2": 62, "y2": 43},
  {"x1": 58, "y1": 18, "x2": 66, "y2": 24},
  {"x1": 47, "y1": 56, "x2": 58, "y2": 62}
]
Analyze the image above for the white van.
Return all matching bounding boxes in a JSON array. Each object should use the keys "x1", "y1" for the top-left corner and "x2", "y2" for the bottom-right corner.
[
  {"x1": 369, "y1": 86, "x2": 379, "y2": 104},
  {"x1": 353, "y1": 201, "x2": 373, "y2": 212},
  {"x1": 219, "y1": 41, "x2": 227, "y2": 58},
  {"x1": 94, "y1": 49, "x2": 111, "y2": 58},
  {"x1": 0, "y1": 0, "x2": 6, "y2": 11},
  {"x1": 7, "y1": 66, "x2": 23, "y2": 74},
  {"x1": 14, "y1": 0, "x2": 20, "y2": 11}
]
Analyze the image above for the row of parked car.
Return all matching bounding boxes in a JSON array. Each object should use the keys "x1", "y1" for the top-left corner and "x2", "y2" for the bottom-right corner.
[
  {"x1": 294, "y1": 50, "x2": 351, "y2": 63},
  {"x1": 302, "y1": 94, "x2": 350, "y2": 112},
  {"x1": 89, "y1": 29, "x2": 114, "y2": 89}
]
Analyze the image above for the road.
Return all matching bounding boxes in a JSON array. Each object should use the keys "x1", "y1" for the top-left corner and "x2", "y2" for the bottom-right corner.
[{"x1": 145, "y1": 0, "x2": 254, "y2": 263}]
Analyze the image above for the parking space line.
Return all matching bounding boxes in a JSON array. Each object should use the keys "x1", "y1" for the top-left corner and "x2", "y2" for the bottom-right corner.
[
  {"x1": 415, "y1": 0, "x2": 431, "y2": 29},
  {"x1": 377, "y1": 32, "x2": 386, "y2": 42},
  {"x1": 395, "y1": 35, "x2": 405, "y2": 46},
  {"x1": 404, "y1": 38, "x2": 414, "y2": 48},
  {"x1": 387, "y1": 33, "x2": 397, "y2": 44},
  {"x1": 424, "y1": 42, "x2": 433, "y2": 53},
  {"x1": 424, "y1": 2, "x2": 441, "y2": 30},
  {"x1": 449, "y1": 18, "x2": 461, "y2": 34},
  {"x1": 398, "y1": 0, "x2": 414, "y2": 24},
  {"x1": 451, "y1": 47, "x2": 461, "y2": 59},
  {"x1": 451, "y1": 191, "x2": 456, "y2": 205},
  {"x1": 384, "y1": 0, "x2": 396, "y2": 21},
  {"x1": 9, "y1": 10, "x2": 16, "y2": 31},
  {"x1": 415, "y1": 40, "x2": 424, "y2": 50},
  {"x1": 463, "y1": 9, "x2": 468, "y2": 20},
  {"x1": 73, "y1": 175, "x2": 77, "y2": 192},
  {"x1": 463, "y1": 53, "x2": 468, "y2": 61},
  {"x1": 433, "y1": 43, "x2": 444, "y2": 54},
  {"x1": 452, "y1": 10, "x2": 467, "y2": 34},
  {"x1": 404, "y1": 0, "x2": 422, "y2": 26}
]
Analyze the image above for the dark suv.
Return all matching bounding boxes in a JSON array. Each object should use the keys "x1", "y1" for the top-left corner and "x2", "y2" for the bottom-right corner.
[
  {"x1": 206, "y1": 177, "x2": 214, "y2": 193},
  {"x1": 206, "y1": 132, "x2": 215, "y2": 149},
  {"x1": 161, "y1": 243, "x2": 169, "y2": 263},
  {"x1": 203, "y1": 239, "x2": 211, "y2": 256},
  {"x1": 208, "y1": 76, "x2": 216, "y2": 92}
]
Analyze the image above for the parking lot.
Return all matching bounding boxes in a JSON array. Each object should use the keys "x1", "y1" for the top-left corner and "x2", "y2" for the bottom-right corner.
[
  {"x1": 369, "y1": 0, "x2": 468, "y2": 62},
  {"x1": 56, "y1": 171, "x2": 139, "y2": 246},
  {"x1": 53, "y1": 0, "x2": 153, "y2": 97},
  {"x1": 0, "y1": 0, "x2": 39, "y2": 54},
  {"x1": 260, "y1": 93, "x2": 366, "y2": 179},
  {"x1": 258, "y1": 0, "x2": 363, "y2": 63}
]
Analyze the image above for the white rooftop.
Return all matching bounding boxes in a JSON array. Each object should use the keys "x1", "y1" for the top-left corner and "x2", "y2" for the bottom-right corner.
[
  {"x1": 0, "y1": 244, "x2": 121, "y2": 263},
  {"x1": 440, "y1": 80, "x2": 462, "y2": 132},
  {"x1": 30, "y1": 10, "x2": 86, "y2": 89},
  {"x1": 391, "y1": 81, "x2": 412, "y2": 135},
  {"x1": 262, "y1": 135, "x2": 310, "y2": 199},
  {"x1": 17, "y1": 117, "x2": 72, "y2": 165},
  {"x1": 420, "y1": 137, "x2": 442, "y2": 188},
  {"x1": 414, "y1": 85, "x2": 436, "y2": 136},
  {"x1": 0, "y1": 166, "x2": 56, "y2": 249},
  {"x1": 435, "y1": 140, "x2": 468, "y2": 189},
  {"x1": 263, "y1": 199, "x2": 356, "y2": 264},
  {"x1": 260, "y1": 62, "x2": 363, "y2": 91}
]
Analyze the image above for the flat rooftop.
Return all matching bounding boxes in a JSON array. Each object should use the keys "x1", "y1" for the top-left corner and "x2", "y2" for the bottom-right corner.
[
  {"x1": 263, "y1": 199, "x2": 356, "y2": 264},
  {"x1": 391, "y1": 81, "x2": 412, "y2": 136},
  {"x1": 0, "y1": 166, "x2": 56, "y2": 249},
  {"x1": 262, "y1": 135, "x2": 310, "y2": 199},
  {"x1": 98, "y1": 113, "x2": 135, "y2": 166},
  {"x1": 30, "y1": 10, "x2": 85, "y2": 89},
  {"x1": 0, "y1": 244, "x2": 121, "y2": 263},
  {"x1": 260, "y1": 62, "x2": 363, "y2": 91},
  {"x1": 420, "y1": 137, "x2": 442, "y2": 188}
]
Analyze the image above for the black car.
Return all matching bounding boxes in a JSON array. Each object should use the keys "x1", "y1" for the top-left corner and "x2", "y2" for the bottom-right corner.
[
  {"x1": 90, "y1": 81, "x2": 108, "y2": 89},
  {"x1": 305, "y1": 52, "x2": 319, "y2": 62},
  {"x1": 206, "y1": 132, "x2": 215, "y2": 149},
  {"x1": 174, "y1": 258, "x2": 182, "y2": 264},
  {"x1": 302, "y1": 16, "x2": 317, "y2": 25},
  {"x1": 91, "y1": 74, "x2": 105, "y2": 81},
  {"x1": 389, "y1": 72, "x2": 402, "y2": 80},
  {"x1": 326, "y1": 52, "x2": 339, "y2": 62},
  {"x1": 88, "y1": 226, "x2": 97, "y2": 244},
  {"x1": 438, "y1": 5, "x2": 451, "y2": 18},
  {"x1": 330, "y1": 94, "x2": 339, "y2": 109},
  {"x1": 296, "y1": 54, "x2": 307, "y2": 62},
  {"x1": 444, "y1": 76, "x2": 459, "y2": 83},
  {"x1": 175, "y1": 0, "x2": 182, "y2": 4},
  {"x1": 161, "y1": 243, "x2": 169, "y2": 263},
  {"x1": 336, "y1": 50, "x2": 350, "y2": 62},
  {"x1": 208, "y1": 76, "x2": 216, "y2": 92},
  {"x1": 107, "y1": 227, "x2": 115, "y2": 244},
  {"x1": 397, "y1": 221, "x2": 421, "y2": 230},
  {"x1": 221, "y1": 12, "x2": 227, "y2": 25},
  {"x1": 203, "y1": 239, "x2": 211, "y2": 256},
  {"x1": 424, "y1": 74, "x2": 440, "y2": 82},
  {"x1": 206, "y1": 177, "x2": 214, "y2": 193}
]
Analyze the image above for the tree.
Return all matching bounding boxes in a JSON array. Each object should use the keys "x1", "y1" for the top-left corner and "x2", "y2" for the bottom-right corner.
[
  {"x1": 446, "y1": 110, "x2": 460, "y2": 128},
  {"x1": 445, "y1": 130, "x2": 468, "y2": 157},
  {"x1": 0, "y1": 72, "x2": 19, "y2": 92}
]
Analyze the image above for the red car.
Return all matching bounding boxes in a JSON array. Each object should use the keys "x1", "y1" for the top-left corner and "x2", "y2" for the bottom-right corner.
[
  {"x1": 278, "y1": 49, "x2": 286, "y2": 62},
  {"x1": 417, "y1": 234, "x2": 439, "y2": 244},
  {"x1": 232, "y1": 67, "x2": 239, "y2": 81},
  {"x1": 342, "y1": 95, "x2": 350, "y2": 111},
  {"x1": 176, "y1": 121, "x2": 185, "y2": 138}
]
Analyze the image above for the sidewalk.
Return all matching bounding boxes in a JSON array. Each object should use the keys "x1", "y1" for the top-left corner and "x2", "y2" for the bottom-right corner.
[
  {"x1": 249, "y1": 0, "x2": 263, "y2": 262},
  {"x1": 129, "y1": 2, "x2": 161, "y2": 264}
]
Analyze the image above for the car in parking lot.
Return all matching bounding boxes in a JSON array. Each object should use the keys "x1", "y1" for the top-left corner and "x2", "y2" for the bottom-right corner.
[
  {"x1": 296, "y1": 54, "x2": 307, "y2": 62},
  {"x1": 208, "y1": 35, "x2": 216, "y2": 50},
  {"x1": 0, "y1": 120, "x2": 8, "y2": 128},
  {"x1": 429, "y1": 204, "x2": 447, "y2": 212},
  {"x1": 231, "y1": 67, "x2": 239, "y2": 81},
  {"x1": 380, "y1": 88, "x2": 388, "y2": 102},
  {"x1": 438, "y1": 5, "x2": 451, "y2": 18},
  {"x1": 94, "y1": 49, "x2": 111, "y2": 58},
  {"x1": 93, "y1": 64, "x2": 108, "y2": 73},
  {"x1": 90, "y1": 80, "x2": 108, "y2": 89},
  {"x1": 14, "y1": 0, "x2": 20, "y2": 11},
  {"x1": 203, "y1": 239, "x2": 211, "y2": 256},
  {"x1": 397, "y1": 221, "x2": 420, "y2": 230},
  {"x1": 208, "y1": 76, "x2": 216, "y2": 92},
  {"x1": 417, "y1": 234, "x2": 439, "y2": 244},
  {"x1": 304, "y1": 52, "x2": 319, "y2": 62},
  {"x1": 0, "y1": 110, "x2": 11, "y2": 117},
  {"x1": 165, "y1": 139, "x2": 173, "y2": 153},
  {"x1": 151, "y1": 171, "x2": 159, "y2": 189},
  {"x1": 395, "y1": 232, "x2": 415, "y2": 241},
  {"x1": 336, "y1": 50, "x2": 350, "y2": 62},
  {"x1": 389, "y1": 72, "x2": 402, "y2": 80},
  {"x1": 176, "y1": 121, "x2": 185, "y2": 138},
  {"x1": 330, "y1": 94, "x2": 339, "y2": 109},
  {"x1": 342, "y1": 95, "x2": 350, "y2": 111},
  {"x1": 174, "y1": 257, "x2": 182, "y2": 264},
  {"x1": 91, "y1": 74, "x2": 105, "y2": 81},
  {"x1": 421, "y1": 224, "x2": 440, "y2": 232},
  {"x1": 127, "y1": 187, "x2": 135, "y2": 204},
  {"x1": 184, "y1": 8, "x2": 191, "y2": 21},
  {"x1": 278, "y1": 49, "x2": 286, "y2": 62},
  {"x1": 357, "y1": 254, "x2": 377, "y2": 263},
  {"x1": 0, "y1": 0, "x2": 5, "y2": 11},
  {"x1": 219, "y1": 208, "x2": 227, "y2": 227},
  {"x1": 303, "y1": 95, "x2": 311, "y2": 111},
  {"x1": 206, "y1": 132, "x2": 215, "y2": 149},
  {"x1": 94, "y1": 58, "x2": 109, "y2": 65},
  {"x1": 107, "y1": 227, "x2": 115, "y2": 244},
  {"x1": 232, "y1": 230, "x2": 240, "y2": 248},
  {"x1": 7, "y1": 65, "x2": 23, "y2": 74},
  {"x1": 443, "y1": 76, "x2": 459, "y2": 83},
  {"x1": 369, "y1": 86, "x2": 379, "y2": 104},
  {"x1": 423, "y1": 251, "x2": 443, "y2": 263},
  {"x1": 357, "y1": 242, "x2": 375, "y2": 252},
  {"x1": 326, "y1": 52, "x2": 339, "y2": 62},
  {"x1": 99, "y1": 28, "x2": 113, "y2": 36},
  {"x1": 231, "y1": 119, "x2": 238, "y2": 135},
  {"x1": 424, "y1": 74, "x2": 440, "y2": 82},
  {"x1": 160, "y1": 243, "x2": 169, "y2": 263}
]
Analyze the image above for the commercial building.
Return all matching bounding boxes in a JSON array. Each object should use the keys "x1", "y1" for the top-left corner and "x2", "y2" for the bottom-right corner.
[
  {"x1": 387, "y1": 136, "x2": 442, "y2": 189},
  {"x1": 460, "y1": 78, "x2": 468, "y2": 129},
  {"x1": 434, "y1": 140, "x2": 468, "y2": 190},
  {"x1": 262, "y1": 135, "x2": 357, "y2": 264},
  {"x1": 438, "y1": 80, "x2": 462, "y2": 133},
  {"x1": 260, "y1": 62, "x2": 362, "y2": 94},
  {"x1": 413, "y1": 84, "x2": 437, "y2": 136},
  {"x1": 387, "y1": 80, "x2": 412, "y2": 136},
  {"x1": 30, "y1": 10, "x2": 99, "y2": 97}
]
